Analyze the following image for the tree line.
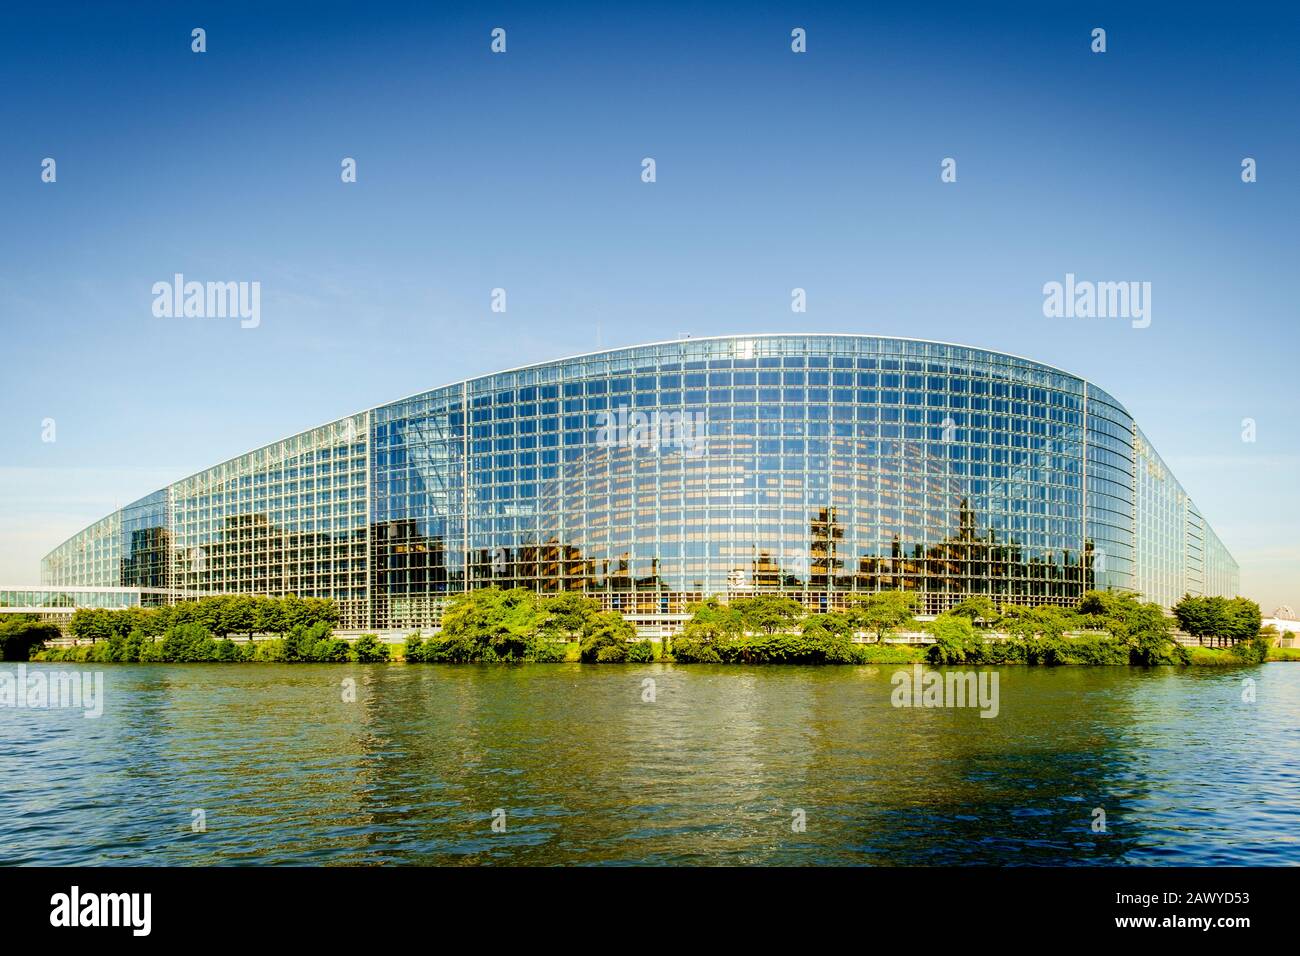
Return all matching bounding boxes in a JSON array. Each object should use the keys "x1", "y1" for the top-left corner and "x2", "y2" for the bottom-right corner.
[
  {"x1": 68, "y1": 595, "x2": 339, "y2": 642},
  {"x1": 669, "y1": 589, "x2": 1268, "y2": 667},
  {"x1": 1172, "y1": 594, "x2": 1263, "y2": 646},
  {"x1": 21, "y1": 586, "x2": 1270, "y2": 668},
  {"x1": 39, "y1": 622, "x2": 392, "y2": 665}
]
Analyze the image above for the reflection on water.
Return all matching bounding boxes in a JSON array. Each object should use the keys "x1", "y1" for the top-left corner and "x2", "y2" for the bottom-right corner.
[{"x1": 2, "y1": 663, "x2": 1297, "y2": 865}]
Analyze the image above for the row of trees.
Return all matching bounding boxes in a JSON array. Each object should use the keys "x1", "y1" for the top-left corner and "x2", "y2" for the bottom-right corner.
[
  {"x1": 680, "y1": 592, "x2": 919, "y2": 644},
  {"x1": 1172, "y1": 594, "x2": 1263, "y2": 646},
  {"x1": 41, "y1": 621, "x2": 392, "y2": 664},
  {"x1": 405, "y1": 587, "x2": 1268, "y2": 666},
  {"x1": 927, "y1": 592, "x2": 1198, "y2": 666},
  {"x1": 68, "y1": 595, "x2": 339, "y2": 642},
  {"x1": 675, "y1": 589, "x2": 1267, "y2": 667},
  {"x1": 678, "y1": 590, "x2": 1172, "y2": 643},
  {"x1": 30, "y1": 586, "x2": 1266, "y2": 668}
]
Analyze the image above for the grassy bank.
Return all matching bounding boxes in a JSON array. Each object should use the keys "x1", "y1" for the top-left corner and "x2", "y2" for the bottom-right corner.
[{"x1": 1190, "y1": 644, "x2": 1300, "y2": 665}]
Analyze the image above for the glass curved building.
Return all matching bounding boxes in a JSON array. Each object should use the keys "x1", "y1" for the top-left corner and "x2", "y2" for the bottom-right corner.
[{"x1": 40, "y1": 335, "x2": 1238, "y2": 631}]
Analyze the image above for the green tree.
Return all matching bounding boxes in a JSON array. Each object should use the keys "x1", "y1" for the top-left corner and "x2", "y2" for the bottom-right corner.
[
  {"x1": 282, "y1": 594, "x2": 312, "y2": 632},
  {"x1": 1000, "y1": 604, "x2": 1073, "y2": 640},
  {"x1": 1083, "y1": 592, "x2": 1185, "y2": 665},
  {"x1": 947, "y1": 596, "x2": 997, "y2": 627},
  {"x1": 1077, "y1": 590, "x2": 1146, "y2": 623},
  {"x1": 847, "y1": 591, "x2": 918, "y2": 643},
  {"x1": 0, "y1": 618, "x2": 61, "y2": 661},
  {"x1": 680, "y1": 597, "x2": 744, "y2": 642},
  {"x1": 925, "y1": 614, "x2": 984, "y2": 664},
  {"x1": 579, "y1": 611, "x2": 637, "y2": 662},
  {"x1": 1173, "y1": 593, "x2": 1212, "y2": 644},
  {"x1": 440, "y1": 587, "x2": 543, "y2": 661},
  {"x1": 304, "y1": 598, "x2": 340, "y2": 628},
  {"x1": 223, "y1": 595, "x2": 255, "y2": 639},
  {"x1": 801, "y1": 611, "x2": 853, "y2": 640},
  {"x1": 625, "y1": 639, "x2": 655, "y2": 663},
  {"x1": 69, "y1": 608, "x2": 118, "y2": 643},
  {"x1": 252, "y1": 596, "x2": 285, "y2": 636},
  {"x1": 168, "y1": 602, "x2": 200, "y2": 628},
  {"x1": 1224, "y1": 597, "x2": 1262, "y2": 644},
  {"x1": 731, "y1": 594, "x2": 804, "y2": 635},
  {"x1": 538, "y1": 593, "x2": 600, "y2": 639}
]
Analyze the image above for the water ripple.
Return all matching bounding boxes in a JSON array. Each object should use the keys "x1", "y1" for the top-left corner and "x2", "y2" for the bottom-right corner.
[{"x1": 1, "y1": 663, "x2": 1298, "y2": 865}]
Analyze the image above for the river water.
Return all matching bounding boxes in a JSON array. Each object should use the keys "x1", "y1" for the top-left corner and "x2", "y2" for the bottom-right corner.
[{"x1": 2, "y1": 662, "x2": 1297, "y2": 865}]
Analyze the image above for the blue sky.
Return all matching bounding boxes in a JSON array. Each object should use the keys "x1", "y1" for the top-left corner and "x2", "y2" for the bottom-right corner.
[{"x1": 1, "y1": 1, "x2": 1296, "y2": 609}]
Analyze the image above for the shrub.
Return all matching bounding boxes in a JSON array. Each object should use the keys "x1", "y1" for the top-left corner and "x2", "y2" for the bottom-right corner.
[
  {"x1": 281, "y1": 629, "x2": 308, "y2": 662},
  {"x1": 819, "y1": 636, "x2": 859, "y2": 664},
  {"x1": 1128, "y1": 630, "x2": 1189, "y2": 666},
  {"x1": 33, "y1": 645, "x2": 84, "y2": 663},
  {"x1": 161, "y1": 623, "x2": 218, "y2": 662},
  {"x1": 718, "y1": 633, "x2": 820, "y2": 664},
  {"x1": 668, "y1": 637, "x2": 721, "y2": 663},
  {"x1": 853, "y1": 643, "x2": 926, "y2": 664},
  {"x1": 86, "y1": 640, "x2": 116, "y2": 664},
  {"x1": 625, "y1": 640, "x2": 655, "y2": 663},
  {"x1": 404, "y1": 634, "x2": 427, "y2": 663},
  {"x1": 857, "y1": 642, "x2": 930, "y2": 665},
  {"x1": 981, "y1": 639, "x2": 1026, "y2": 664},
  {"x1": 253, "y1": 639, "x2": 287, "y2": 662},
  {"x1": 425, "y1": 634, "x2": 476, "y2": 663},
  {"x1": 120, "y1": 629, "x2": 148, "y2": 662},
  {"x1": 1023, "y1": 635, "x2": 1072, "y2": 666},
  {"x1": 1229, "y1": 633, "x2": 1271, "y2": 665},
  {"x1": 283, "y1": 622, "x2": 331, "y2": 662},
  {"x1": 312, "y1": 638, "x2": 353, "y2": 662},
  {"x1": 1063, "y1": 635, "x2": 1129, "y2": 665},
  {"x1": 530, "y1": 639, "x2": 568, "y2": 663},
  {"x1": 352, "y1": 634, "x2": 391, "y2": 663}
]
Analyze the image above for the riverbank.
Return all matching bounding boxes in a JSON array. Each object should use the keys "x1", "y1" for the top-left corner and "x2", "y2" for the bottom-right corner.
[
  {"x1": 15, "y1": 589, "x2": 1288, "y2": 669},
  {"x1": 31, "y1": 634, "x2": 1295, "y2": 666}
]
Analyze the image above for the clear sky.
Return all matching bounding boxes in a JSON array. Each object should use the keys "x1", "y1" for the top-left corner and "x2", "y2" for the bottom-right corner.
[{"x1": 1, "y1": 1, "x2": 1296, "y2": 610}]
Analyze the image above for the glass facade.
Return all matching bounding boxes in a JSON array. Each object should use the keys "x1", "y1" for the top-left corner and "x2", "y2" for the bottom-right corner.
[{"x1": 40, "y1": 335, "x2": 1239, "y2": 630}]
